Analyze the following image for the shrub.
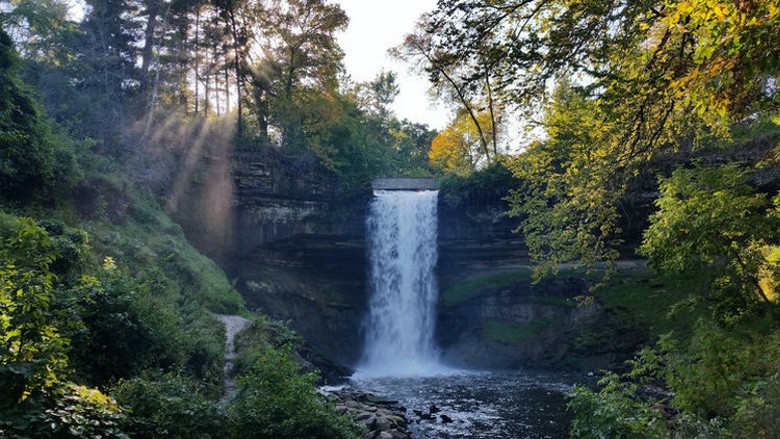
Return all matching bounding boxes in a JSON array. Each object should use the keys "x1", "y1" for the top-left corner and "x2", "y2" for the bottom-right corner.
[{"x1": 228, "y1": 346, "x2": 361, "y2": 439}]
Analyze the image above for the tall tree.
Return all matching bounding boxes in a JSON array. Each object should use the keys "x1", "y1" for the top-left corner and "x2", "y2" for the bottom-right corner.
[
  {"x1": 429, "y1": 109, "x2": 496, "y2": 175},
  {"x1": 251, "y1": 0, "x2": 348, "y2": 148},
  {"x1": 76, "y1": 0, "x2": 139, "y2": 149},
  {"x1": 393, "y1": 15, "x2": 503, "y2": 162}
]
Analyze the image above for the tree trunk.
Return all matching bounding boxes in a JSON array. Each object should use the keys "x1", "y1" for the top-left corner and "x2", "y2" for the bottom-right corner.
[
  {"x1": 486, "y1": 73, "x2": 499, "y2": 158},
  {"x1": 214, "y1": 45, "x2": 220, "y2": 115},
  {"x1": 226, "y1": 11, "x2": 243, "y2": 135},
  {"x1": 141, "y1": 0, "x2": 162, "y2": 83},
  {"x1": 194, "y1": 6, "x2": 200, "y2": 115},
  {"x1": 225, "y1": 59, "x2": 230, "y2": 112}
]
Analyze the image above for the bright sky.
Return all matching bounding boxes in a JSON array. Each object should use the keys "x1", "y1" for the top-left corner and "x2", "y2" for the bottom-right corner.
[{"x1": 335, "y1": 0, "x2": 450, "y2": 130}]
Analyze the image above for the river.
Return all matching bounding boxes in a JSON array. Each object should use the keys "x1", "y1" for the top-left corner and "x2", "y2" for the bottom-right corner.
[{"x1": 351, "y1": 370, "x2": 579, "y2": 439}]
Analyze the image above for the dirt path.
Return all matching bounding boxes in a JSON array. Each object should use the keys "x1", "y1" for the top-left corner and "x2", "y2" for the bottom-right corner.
[{"x1": 215, "y1": 314, "x2": 252, "y2": 401}]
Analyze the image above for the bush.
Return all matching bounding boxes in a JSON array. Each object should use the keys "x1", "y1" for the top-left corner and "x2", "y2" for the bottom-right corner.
[
  {"x1": 113, "y1": 372, "x2": 225, "y2": 439},
  {"x1": 228, "y1": 347, "x2": 361, "y2": 439},
  {"x1": 438, "y1": 160, "x2": 515, "y2": 209},
  {"x1": 569, "y1": 321, "x2": 780, "y2": 438}
]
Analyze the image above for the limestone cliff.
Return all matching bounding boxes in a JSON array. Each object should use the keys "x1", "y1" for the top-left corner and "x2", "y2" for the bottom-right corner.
[{"x1": 166, "y1": 149, "x2": 641, "y2": 372}]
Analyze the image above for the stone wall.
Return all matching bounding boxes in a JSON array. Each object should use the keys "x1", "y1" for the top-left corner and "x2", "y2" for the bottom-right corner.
[{"x1": 169, "y1": 149, "x2": 636, "y2": 371}]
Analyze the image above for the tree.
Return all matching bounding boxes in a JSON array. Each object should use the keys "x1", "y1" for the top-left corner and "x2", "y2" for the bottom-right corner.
[
  {"x1": 75, "y1": 0, "x2": 139, "y2": 150},
  {"x1": 349, "y1": 70, "x2": 400, "y2": 121},
  {"x1": 250, "y1": 0, "x2": 349, "y2": 149},
  {"x1": 228, "y1": 347, "x2": 360, "y2": 439},
  {"x1": 422, "y1": 0, "x2": 780, "y2": 270},
  {"x1": 0, "y1": 28, "x2": 55, "y2": 200},
  {"x1": 429, "y1": 109, "x2": 495, "y2": 175},
  {"x1": 639, "y1": 164, "x2": 778, "y2": 314},
  {"x1": 505, "y1": 81, "x2": 622, "y2": 276},
  {"x1": 393, "y1": 16, "x2": 502, "y2": 162}
]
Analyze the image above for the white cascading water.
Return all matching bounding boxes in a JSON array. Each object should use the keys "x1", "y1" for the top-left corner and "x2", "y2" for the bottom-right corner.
[{"x1": 356, "y1": 189, "x2": 446, "y2": 378}]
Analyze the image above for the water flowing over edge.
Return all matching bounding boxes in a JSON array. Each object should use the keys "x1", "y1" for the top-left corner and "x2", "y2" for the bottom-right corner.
[{"x1": 355, "y1": 190, "x2": 456, "y2": 379}]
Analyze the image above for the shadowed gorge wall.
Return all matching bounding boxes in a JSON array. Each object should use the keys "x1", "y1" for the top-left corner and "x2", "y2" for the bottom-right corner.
[{"x1": 168, "y1": 149, "x2": 645, "y2": 371}]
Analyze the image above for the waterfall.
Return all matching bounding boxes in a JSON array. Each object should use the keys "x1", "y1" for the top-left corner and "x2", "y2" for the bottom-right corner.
[{"x1": 356, "y1": 189, "x2": 446, "y2": 378}]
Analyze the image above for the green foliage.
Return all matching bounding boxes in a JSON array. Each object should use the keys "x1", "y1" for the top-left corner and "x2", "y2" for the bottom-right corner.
[
  {"x1": 569, "y1": 321, "x2": 780, "y2": 438},
  {"x1": 639, "y1": 164, "x2": 779, "y2": 318},
  {"x1": 441, "y1": 269, "x2": 532, "y2": 307},
  {"x1": 84, "y1": 190, "x2": 246, "y2": 315},
  {"x1": 640, "y1": 164, "x2": 771, "y2": 274},
  {"x1": 0, "y1": 28, "x2": 55, "y2": 200},
  {"x1": 230, "y1": 315, "x2": 310, "y2": 382},
  {"x1": 569, "y1": 373, "x2": 668, "y2": 439},
  {"x1": 0, "y1": 218, "x2": 66, "y2": 404},
  {"x1": 67, "y1": 271, "x2": 187, "y2": 386},
  {"x1": 596, "y1": 269, "x2": 709, "y2": 339},
  {"x1": 1, "y1": 382, "x2": 129, "y2": 439},
  {"x1": 112, "y1": 372, "x2": 224, "y2": 439},
  {"x1": 228, "y1": 346, "x2": 361, "y2": 439},
  {"x1": 438, "y1": 160, "x2": 515, "y2": 210},
  {"x1": 505, "y1": 82, "x2": 624, "y2": 278},
  {"x1": 0, "y1": 216, "x2": 128, "y2": 438}
]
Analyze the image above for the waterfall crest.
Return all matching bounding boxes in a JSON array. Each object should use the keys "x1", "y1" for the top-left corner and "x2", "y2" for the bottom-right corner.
[{"x1": 356, "y1": 190, "x2": 446, "y2": 378}]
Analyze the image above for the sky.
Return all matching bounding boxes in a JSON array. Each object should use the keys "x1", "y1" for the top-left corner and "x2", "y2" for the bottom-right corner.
[{"x1": 335, "y1": 0, "x2": 450, "y2": 130}]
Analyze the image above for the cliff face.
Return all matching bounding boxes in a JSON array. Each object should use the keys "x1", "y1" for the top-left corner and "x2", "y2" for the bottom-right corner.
[
  {"x1": 169, "y1": 150, "x2": 634, "y2": 371},
  {"x1": 226, "y1": 152, "x2": 369, "y2": 366}
]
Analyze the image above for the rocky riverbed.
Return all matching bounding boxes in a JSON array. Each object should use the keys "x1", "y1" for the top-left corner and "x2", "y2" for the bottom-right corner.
[{"x1": 320, "y1": 388, "x2": 413, "y2": 439}]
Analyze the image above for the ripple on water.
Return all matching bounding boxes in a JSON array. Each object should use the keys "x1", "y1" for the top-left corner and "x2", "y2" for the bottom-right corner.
[{"x1": 351, "y1": 371, "x2": 577, "y2": 439}]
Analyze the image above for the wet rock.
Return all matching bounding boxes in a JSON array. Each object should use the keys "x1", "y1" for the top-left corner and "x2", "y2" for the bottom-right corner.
[
  {"x1": 429, "y1": 404, "x2": 440, "y2": 414},
  {"x1": 440, "y1": 414, "x2": 454, "y2": 424},
  {"x1": 319, "y1": 387, "x2": 412, "y2": 439},
  {"x1": 374, "y1": 416, "x2": 393, "y2": 431},
  {"x1": 359, "y1": 415, "x2": 377, "y2": 429},
  {"x1": 388, "y1": 415, "x2": 407, "y2": 427},
  {"x1": 355, "y1": 412, "x2": 373, "y2": 422}
]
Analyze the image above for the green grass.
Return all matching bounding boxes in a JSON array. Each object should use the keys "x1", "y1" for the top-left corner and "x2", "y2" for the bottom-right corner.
[
  {"x1": 482, "y1": 318, "x2": 562, "y2": 343},
  {"x1": 595, "y1": 268, "x2": 711, "y2": 341},
  {"x1": 81, "y1": 190, "x2": 246, "y2": 314},
  {"x1": 441, "y1": 269, "x2": 533, "y2": 306},
  {"x1": 534, "y1": 295, "x2": 576, "y2": 308}
]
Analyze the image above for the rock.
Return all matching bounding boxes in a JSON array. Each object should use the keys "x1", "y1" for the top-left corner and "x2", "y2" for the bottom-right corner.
[
  {"x1": 354, "y1": 412, "x2": 373, "y2": 422},
  {"x1": 429, "y1": 404, "x2": 440, "y2": 414},
  {"x1": 359, "y1": 415, "x2": 377, "y2": 429},
  {"x1": 387, "y1": 415, "x2": 407, "y2": 427},
  {"x1": 323, "y1": 388, "x2": 412, "y2": 439},
  {"x1": 412, "y1": 409, "x2": 423, "y2": 418},
  {"x1": 374, "y1": 416, "x2": 393, "y2": 431},
  {"x1": 440, "y1": 414, "x2": 454, "y2": 423}
]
